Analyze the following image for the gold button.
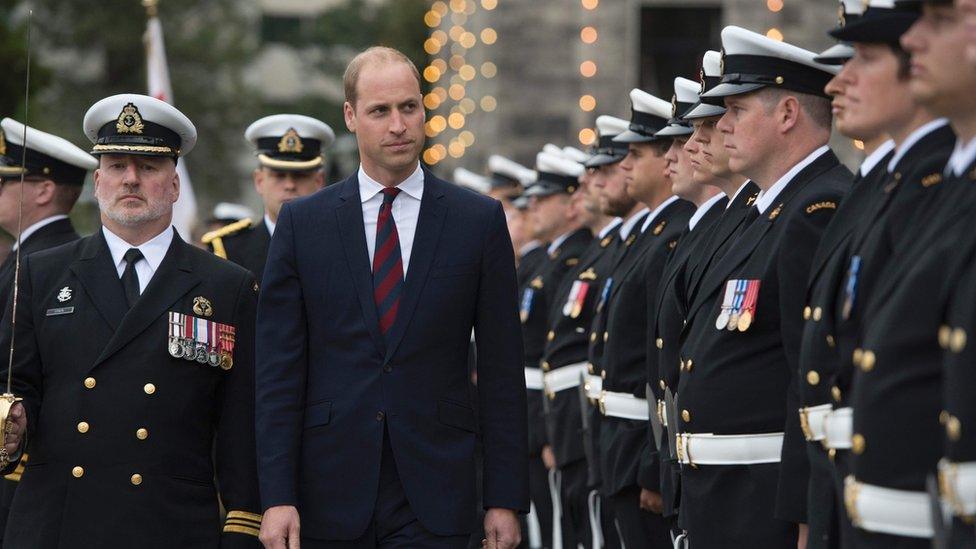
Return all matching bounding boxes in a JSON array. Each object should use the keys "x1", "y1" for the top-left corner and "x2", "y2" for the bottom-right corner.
[
  {"x1": 939, "y1": 325, "x2": 952, "y2": 350},
  {"x1": 72, "y1": 466, "x2": 84, "y2": 478},
  {"x1": 941, "y1": 410, "x2": 950, "y2": 425},
  {"x1": 803, "y1": 306, "x2": 811, "y2": 320},
  {"x1": 813, "y1": 307, "x2": 823, "y2": 321},
  {"x1": 893, "y1": 172, "x2": 902, "y2": 181},
  {"x1": 860, "y1": 350, "x2": 876, "y2": 372},
  {"x1": 600, "y1": 370, "x2": 606, "y2": 380},
  {"x1": 947, "y1": 416, "x2": 962, "y2": 441},
  {"x1": 832, "y1": 386, "x2": 842, "y2": 402},
  {"x1": 547, "y1": 330, "x2": 555, "y2": 342},
  {"x1": 851, "y1": 434, "x2": 865, "y2": 455},
  {"x1": 806, "y1": 371, "x2": 820, "y2": 386},
  {"x1": 77, "y1": 421, "x2": 89, "y2": 434},
  {"x1": 826, "y1": 334, "x2": 835, "y2": 348},
  {"x1": 951, "y1": 328, "x2": 967, "y2": 353},
  {"x1": 775, "y1": 76, "x2": 785, "y2": 84},
  {"x1": 656, "y1": 338, "x2": 663, "y2": 349},
  {"x1": 144, "y1": 383, "x2": 156, "y2": 395},
  {"x1": 541, "y1": 361, "x2": 550, "y2": 372},
  {"x1": 136, "y1": 428, "x2": 149, "y2": 440},
  {"x1": 828, "y1": 448, "x2": 836, "y2": 461},
  {"x1": 84, "y1": 377, "x2": 96, "y2": 389},
  {"x1": 603, "y1": 332, "x2": 608, "y2": 342},
  {"x1": 681, "y1": 409, "x2": 691, "y2": 422},
  {"x1": 587, "y1": 363, "x2": 595, "y2": 375},
  {"x1": 853, "y1": 348, "x2": 863, "y2": 366},
  {"x1": 130, "y1": 474, "x2": 143, "y2": 486},
  {"x1": 590, "y1": 332, "x2": 597, "y2": 342},
  {"x1": 685, "y1": 359, "x2": 693, "y2": 372},
  {"x1": 659, "y1": 380, "x2": 666, "y2": 390}
]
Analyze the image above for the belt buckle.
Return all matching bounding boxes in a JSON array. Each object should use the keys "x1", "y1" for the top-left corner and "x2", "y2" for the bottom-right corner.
[
  {"x1": 675, "y1": 433, "x2": 685, "y2": 464},
  {"x1": 798, "y1": 407, "x2": 813, "y2": 441},
  {"x1": 939, "y1": 461, "x2": 967, "y2": 519},
  {"x1": 843, "y1": 476, "x2": 862, "y2": 527}
]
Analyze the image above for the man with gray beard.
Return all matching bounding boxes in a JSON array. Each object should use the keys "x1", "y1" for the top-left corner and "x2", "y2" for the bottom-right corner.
[{"x1": 0, "y1": 93, "x2": 263, "y2": 548}]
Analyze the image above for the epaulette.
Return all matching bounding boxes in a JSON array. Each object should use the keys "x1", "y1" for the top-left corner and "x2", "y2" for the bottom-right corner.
[
  {"x1": 201, "y1": 218, "x2": 253, "y2": 260},
  {"x1": 804, "y1": 200, "x2": 837, "y2": 215}
]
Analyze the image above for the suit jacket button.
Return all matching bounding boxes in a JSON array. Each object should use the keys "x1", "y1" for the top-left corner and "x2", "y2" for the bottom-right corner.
[
  {"x1": 656, "y1": 338, "x2": 663, "y2": 349},
  {"x1": 376, "y1": 412, "x2": 385, "y2": 421},
  {"x1": 803, "y1": 306, "x2": 812, "y2": 320},
  {"x1": 813, "y1": 307, "x2": 823, "y2": 321},
  {"x1": 77, "y1": 421, "x2": 90, "y2": 434},
  {"x1": 130, "y1": 474, "x2": 143, "y2": 486},
  {"x1": 806, "y1": 371, "x2": 820, "y2": 386},
  {"x1": 681, "y1": 410, "x2": 691, "y2": 422},
  {"x1": 383, "y1": 365, "x2": 392, "y2": 373},
  {"x1": 84, "y1": 377, "x2": 96, "y2": 389},
  {"x1": 859, "y1": 351, "x2": 876, "y2": 372},
  {"x1": 144, "y1": 383, "x2": 156, "y2": 395},
  {"x1": 136, "y1": 428, "x2": 149, "y2": 440},
  {"x1": 832, "y1": 386, "x2": 842, "y2": 402},
  {"x1": 851, "y1": 434, "x2": 865, "y2": 455},
  {"x1": 72, "y1": 466, "x2": 84, "y2": 478}
]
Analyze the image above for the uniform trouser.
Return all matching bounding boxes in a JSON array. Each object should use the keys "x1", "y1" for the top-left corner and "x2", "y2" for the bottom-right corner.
[
  {"x1": 607, "y1": 486, "x2": 670, "y2": 549},
  {"x1": 528, "y1": 454, "x2": 554, "y2": 548},
  {"x1": 827, "y1": 450, "x2": 857, "y2": 549},
  {"x1": 949, "y1": 517, "x2": 976, "y2": 549},
  {"x1": 0, "y1": 476, "x2": 16, "y2": 547},
  {"x1": 557, "y1": 459, "x2": 592, "y2": 548},
  {"x1": 852, "y1": 530, "x2": 930, "y2": 549},
  {"x1": 806, "y1": 443, "x2": 840, "y2": 549},
  {"x1": 302, "y1": 430, "x2": 468, "y2": 548}
]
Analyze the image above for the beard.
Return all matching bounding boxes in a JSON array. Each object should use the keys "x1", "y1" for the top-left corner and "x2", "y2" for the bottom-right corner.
[
  {"x1": 95, "y1": 186, "x2": 173, "y2": 227},
  {"x1": 603, "y1": 192, "x2": 637, "y2": 218}
]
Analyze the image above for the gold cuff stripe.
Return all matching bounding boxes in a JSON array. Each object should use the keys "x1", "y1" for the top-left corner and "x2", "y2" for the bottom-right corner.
[
  {"x1": 223, "y1": 524, "x2": 261, "y2": 537},
  {"x1": 92, "y1": 144, "x2": 178, "y2": 154},
  {"x1": 226, "y1": 510, "x2": 263, "y2": 523},
  {"x1": 257, "y1": 154, "x2": 324, "y2": 170},
  {"x1": 225, "y1": 518, "x2": 262, "y2": 529}
]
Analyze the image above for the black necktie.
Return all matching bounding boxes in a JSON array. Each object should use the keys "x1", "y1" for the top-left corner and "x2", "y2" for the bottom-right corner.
[{"x1": 122, "y1": 248, "x2": 144, "y2": 308}]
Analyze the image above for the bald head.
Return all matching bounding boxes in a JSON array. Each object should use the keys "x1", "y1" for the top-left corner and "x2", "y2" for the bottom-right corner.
[{"x1": 343, "y1": 46, "x2": 422, "y2": 107}]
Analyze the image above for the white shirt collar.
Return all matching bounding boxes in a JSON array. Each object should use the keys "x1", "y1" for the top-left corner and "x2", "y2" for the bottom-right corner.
[
  {"x1": 641, "y1": 196, "x2": 681, "y2": 233},
  {"x1": 519, "y1": 240, "x2": 543, "y2": 258},
  {"x1": 619, "y1": 207, "x2": 649, "y2": 240},
  {"x1": 598, "y1": 217, "x2": 623, "y2": 239},
  {"x1": 860, "y1": 139, "x2": 896, "y2": 177},
  {"x1": 887, "y1": 119, "x2": 948, "y2": 173},
  {"x1": 726, "y1": 180, "x2": 752, "y2": 209},
  {"x1": 359, "y1": 163, "x2": 424, "y2": 203},
  {"x1": 946, "y1": 136, "x2": 976, "y2": 177},
  {"x1": 755, "y1": 146, "x2": 830, "y2": 214},
  {"x1": 547, "y1": 230, "x2": 575, "y2": 256},
  {"x1": 11, "y1": 215, "x2": 69, "y2": 251},
  {"x1": 264, "y1": 214, "x2": 276, "y2": 236},
  {"x1": 102, "y1": 224, "x2": 174, "y2": 274},
  {"x1": 689, "y1": 193, "x2": 726, "y2": 231}
]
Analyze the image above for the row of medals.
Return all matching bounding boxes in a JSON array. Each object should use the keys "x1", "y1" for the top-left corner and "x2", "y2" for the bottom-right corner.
[
  {"x1": 168, "y1": 336, "x2": 233, "y2": 370},
  {"x1": 716, "y1": 309, "x2": 753, "y2": 332}
]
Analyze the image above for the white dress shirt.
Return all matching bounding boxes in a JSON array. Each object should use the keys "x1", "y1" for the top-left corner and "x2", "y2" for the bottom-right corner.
[
  {"x1": 946, "y1": 136, "x2": 976, "y2": 177},
  {"x1": 754, "y1": 146, "x2": 831, "y2": 214},
  {"x1": 619, "y1": 207, "x2": 650, "y2": 240},
  {"x1": 887, "y1": 119, "x2": 948, "y2": 173},
  {"x1": 264, "y1": 214, "x2": 276, "y2": 237},
  {"x1": 689, "y1": 193, "x2": 726, "y2": 231},
  {"x1": 598, "y1": 218, "x2": 623, "y2": 239},
  {"x1": 11, "y1": 215, "x2": 69, "y2": 251},
  {"x1": 519, "y1": 240, "x2": 543, "y2": 259},
  {"x1": 102, "y1": 225, "x2": 174, "y2": 294},
  {"x1": 726, "y1": 180, "x2": 753, "y2": 210},
  {"x1": 547, "y1": 231, "x2": 574, "y2": 256},
  {"x1": 860, "y1": 140, "x2": 896, "y2": 178},
  {"x1": 360, "y1": 163, "x2": 424, "y2": 275}
]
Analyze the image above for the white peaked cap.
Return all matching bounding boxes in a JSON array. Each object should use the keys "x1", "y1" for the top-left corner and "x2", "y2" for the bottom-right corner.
[
  {"x1": 453, "y1": 167, "x2": 492, "y2": 194},
  {"x1": 561, "y1": 146, "x2": 591, "y2": 164},
  {"x1": 1, "y1": 118, "x2": 97, "y2": 171},
  {"x1": 595, "y1": 115, "x2": 630, "y2": 138},
  {"x1": 488, "y1": 154, "x2": 534, "y2": 184},
  {"x1": 536, "y1": 151, "x2": 584, "y2": 177},
  {"x1": 244, "y1": 114, "x2": 335, "y2": 148},
  {"x1": 83, "y1": 93, "x2": 196, "y2": 156}
]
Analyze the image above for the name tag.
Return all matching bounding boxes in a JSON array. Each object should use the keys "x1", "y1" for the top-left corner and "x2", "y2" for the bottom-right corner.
[{"x1": 46, "y1": 307, "x2": 75, "y2": 316}]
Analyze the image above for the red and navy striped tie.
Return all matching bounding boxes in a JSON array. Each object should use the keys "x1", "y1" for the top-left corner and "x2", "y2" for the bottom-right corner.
[{"x1": 373, "y1": 187, "x2": 404, "y2": 335}]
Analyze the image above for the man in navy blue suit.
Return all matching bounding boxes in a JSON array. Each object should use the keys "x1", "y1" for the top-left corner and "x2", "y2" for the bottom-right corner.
[{"x1": 255, "y1": 46, "x2": 528, "y2": 549}]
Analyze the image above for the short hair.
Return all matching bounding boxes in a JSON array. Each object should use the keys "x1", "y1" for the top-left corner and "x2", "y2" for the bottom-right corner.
[
  {"x1": 343, "y1": 46, "x2": 422, "y2": 106},
  {"x1": 758, "y1": 88, "x2": 833, "y2": 131},
  {"x1": 884, "y1": 41, "x2": 912, "y2": 80},
  {"x1": 52, "y1": 182, "x2": 83, "y2": 212}
]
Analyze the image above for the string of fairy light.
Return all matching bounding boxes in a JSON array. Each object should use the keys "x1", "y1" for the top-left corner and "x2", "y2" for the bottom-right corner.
[
  {"x1": 422, "y1": 0, "x2": 500, "y2": 166},
  {"x1": 576, "y1": 0, "x2": 600, "y2": 147}
]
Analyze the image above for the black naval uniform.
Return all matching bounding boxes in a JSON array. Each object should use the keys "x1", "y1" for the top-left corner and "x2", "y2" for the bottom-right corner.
[
  {"x1": 793, "y1": 141, "x2": 893, "y2": 549},
  {"x1": 0, "y1": 230, "x2": 263, "y2": 548},
  {"x1": 847, "y1": 133, "x2": 969, "y2": 548},
  {"x1": 598, "y1": 197, "x2": 693, "y2": 548},
  {"x1": 202, "y1": 218, "x2": 272, "y2": 284},
  {"x1": 516, "y1": 241, "x2": 554, "y2": 548},
  {"x1": 0, "y1": 217, "x2": 80, "y2": 547},
  {"x1": 650, "y1": 194, "x2": 726, "y2": 521},
  {"x1": 676, "y1": 149, "x2": 850, "y2": 548},
  {"x1": 541, "y1": 222, "x2": 620, "y2": 547}
]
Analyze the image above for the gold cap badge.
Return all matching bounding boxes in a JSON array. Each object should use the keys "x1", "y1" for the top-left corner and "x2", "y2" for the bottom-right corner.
[
  {"x1": 278, "y1": 128, "x2": 304, "y2": 153},
  {"x1": 116, "y1": 103, "x2": 145, "y2": 134}
]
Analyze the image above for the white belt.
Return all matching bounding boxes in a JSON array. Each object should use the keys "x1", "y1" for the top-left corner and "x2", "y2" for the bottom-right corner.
[
  {"x1": 543, "y1": 362, "x2": 588, "y2": 397},
  {"x1": 598, "y1": 390, "x2": 649, "y2": 420},
  {"x1": 584, "y1": 374, "x2": 602, "y2": 401},
  {"x1": 798, "y1": 403, "x2": 832, "y2": 442},
  {"x1": 823, "y1": 407, "x2": 852, "y2": 450},
  {"x1": 844, "y1": 476, "x2": 933, "y2": 538},
  {"x1": 676, "y1": 432, "x2": 784, "y2": 466},
  {"x1": 524, "y1": 367, "x2": 544, "y2": 391},
  {"x1": 939, "y1": 459, "x2": 976, "y2": 518}
]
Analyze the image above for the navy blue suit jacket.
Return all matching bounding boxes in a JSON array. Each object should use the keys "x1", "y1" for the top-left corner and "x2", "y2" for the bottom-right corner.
[{"x1": 255, "y1": 170, "x2": 529, "y2": 540}]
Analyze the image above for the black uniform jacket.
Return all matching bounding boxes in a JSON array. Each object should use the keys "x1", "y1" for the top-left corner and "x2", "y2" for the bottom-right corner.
[
  {"x1": 599, "y1": 198, "x2": 694, "y2": 496},
  {"x1": 1, "y1": 230, "x2": 262, "y2": 548},
  {"x1": 676, "y1": 149, "x2": 850, "y2": 537},
  {"x1": 204, "y1": 218, "x2": 271, "y2": 285},
  {"x1": 518, "y1": 244, "x2": 550, "y2": 456},
  {"x1": 543, "y1": 226, "x2": 620, "y2": 467}
]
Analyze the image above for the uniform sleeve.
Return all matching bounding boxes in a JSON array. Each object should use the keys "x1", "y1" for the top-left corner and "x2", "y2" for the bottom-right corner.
[
  {"x1": 774, "y1": 195, "x2": 842, "y2": 524},
  {"x1": 254, "y1": 203, "x2": 309, "y2": 511},
  {"x1": 217, "y1": 271, "x2": 263, "y2": 547},
  {"x1": 476, "y1": 201, "x2": 529, "y2": 512}
]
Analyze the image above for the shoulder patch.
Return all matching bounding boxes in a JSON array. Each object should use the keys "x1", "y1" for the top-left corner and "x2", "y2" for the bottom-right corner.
[
  {"x1": 805, "y1": 201, "x2": 837, "y2": 215},
  {"x1": 921, "y1": 173, "x2": 942, "y2": 187},
  {"x1": 201, "y1": 218, "x2": 253, "y2": 244}
]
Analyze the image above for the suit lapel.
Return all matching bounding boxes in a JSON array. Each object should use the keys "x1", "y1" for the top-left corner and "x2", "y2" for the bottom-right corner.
[
  {"x1": 92, "y1": 231, "x2": 201, "y2": 368},
  {"x1": 69, "y1": 233, "x2": 129, "y2": 331},
  {"x1": 384, "y1": 171, "x2": 447, "y2": 362},
  {"x1": 335, "y1": 175, "x2": 386, "y2": 356}
]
